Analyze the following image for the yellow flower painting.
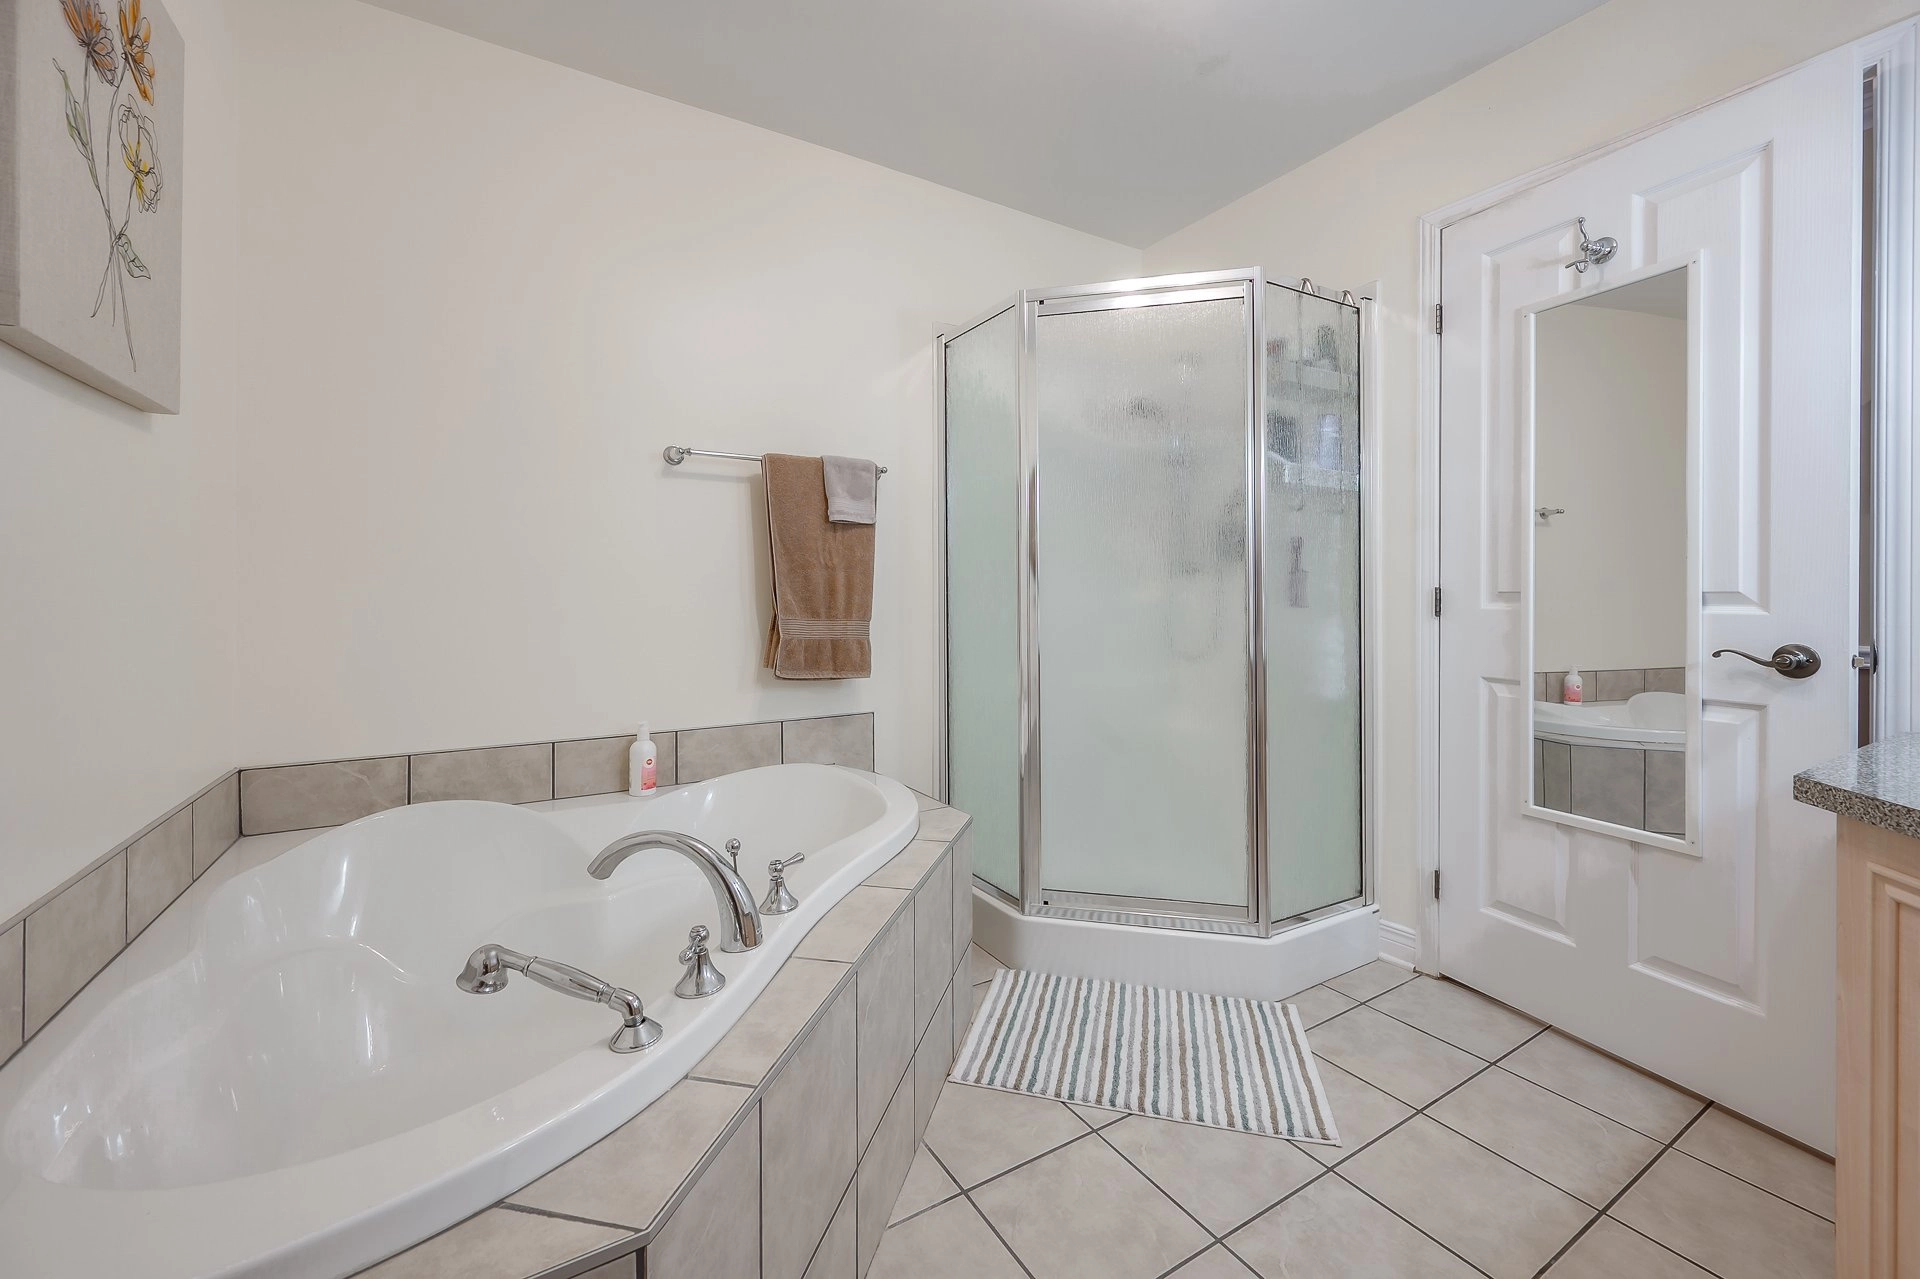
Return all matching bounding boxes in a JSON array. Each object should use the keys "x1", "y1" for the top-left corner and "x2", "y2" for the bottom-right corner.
[{"x1": 53, "y1": 0, "x2": 164, "y2": 368}]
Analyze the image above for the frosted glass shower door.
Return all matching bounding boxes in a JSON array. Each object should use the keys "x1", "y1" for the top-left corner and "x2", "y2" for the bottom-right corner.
[
  {"x1": 1034, "y1": 291, "x2": 1252, "y2": 911},
  {"x1": 944, "y1": 308, "x2": 1022, "y2": 897},
  {"x1": 1263, "y1": 284, "x2": 1363, "y2": 920}
]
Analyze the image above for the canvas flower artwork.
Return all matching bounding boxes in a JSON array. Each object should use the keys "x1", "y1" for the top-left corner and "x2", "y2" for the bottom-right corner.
[
  {"x1": 54, "y1": 0, "x2": 163, "y2": 369},
  {"x1": 0, "y1": 0, "x2": 184, "y2": 412}
]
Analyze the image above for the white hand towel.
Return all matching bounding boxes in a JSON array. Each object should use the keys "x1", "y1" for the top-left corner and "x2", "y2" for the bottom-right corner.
[{"x1": 822, "y1": 455, "x2": 879, "y2": 525}]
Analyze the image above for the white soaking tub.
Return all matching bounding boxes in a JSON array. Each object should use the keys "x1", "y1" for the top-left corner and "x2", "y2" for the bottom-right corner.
[{"x1": 0, "y1": 763, "x2": 917, "y2": 1279}]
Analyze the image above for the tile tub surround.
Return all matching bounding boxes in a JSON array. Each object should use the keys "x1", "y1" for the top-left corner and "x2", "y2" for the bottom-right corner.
[
  {"x1": 1533, "y1": 736, "x2": 1684, "y2": 837},
  {"x1": 353, "y1": 808, "x2": 974, "y2": 1279},
  {"x1": 1536, "y1": 667, "x2": 1684, "y2": 703},
  {"x1": 0, "y1": 771, "x2": 241, "y2": 1067},
  {"x1": 238, "y1": 712, "x2": 876, "y2": 835},
  {"x1": 0, "y1": 714, "x2": 871, "y2": 1079},
  {"x1": 869, "y1": 964, "x2": 1834, "y2": 1279}
]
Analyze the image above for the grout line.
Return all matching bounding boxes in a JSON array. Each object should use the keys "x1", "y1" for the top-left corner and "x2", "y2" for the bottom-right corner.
[
  {"x1": 1603, "y1": 1210, "x2": 1736, "y2": 1279},
  {"x1": 958, "y1": 1190, "x2": 1039, "y2": 1279},
  {"x1": 793, "y1": 1165, "x2": 856, "y2": 1279},
  {"x1": 1334, "y1": 1172, "x2": 1499, "y2": 1278},
  {"x1": 1090, "y1": 1124, "x2": 1231, "y2": 1244},
  {"x1": 1663, "y1": 1144, "x2": 1837, "y2": 1225},
  {"x1": 1487, "y1": 1062, "x2": 1708, "y2": 1145},
  {"x1": 919, "y1": 1144, "x2": 1038, "y2": 1279},
  {"x1": 1527, "y1": 1104, "x2": 1717, "y2": 1278},
  {"x1": 494, "y1": 1202, "x2": 640, "y2": 1232}
]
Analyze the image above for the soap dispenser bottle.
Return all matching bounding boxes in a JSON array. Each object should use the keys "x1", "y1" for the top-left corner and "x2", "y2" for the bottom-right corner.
[
  {"x1": 1562, "y1": 671, "x2": 1584, "y2": 705},
  {"x1": 628, "y1": 723, "x2": 659, "y2": 798}
]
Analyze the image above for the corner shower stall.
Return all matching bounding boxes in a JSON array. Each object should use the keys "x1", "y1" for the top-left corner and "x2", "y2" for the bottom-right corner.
[{"x1": 940, "y1": 269, "x2": 1373, "y2": 998}]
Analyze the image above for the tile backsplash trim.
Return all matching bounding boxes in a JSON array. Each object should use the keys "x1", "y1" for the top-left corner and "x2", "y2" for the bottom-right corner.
[
  {"x1": 2, "y1": 770, "x2": 240, "y2": 1064},
  {"x1": 238, "y1": 712, "x2": 875, "y2": 835},
  {"x1": 1535, "y1": 667, "x2": 1684, "y2": 703},
  {"x1": 0, "y1": 712, "x2": 874, "y2": 1071}
]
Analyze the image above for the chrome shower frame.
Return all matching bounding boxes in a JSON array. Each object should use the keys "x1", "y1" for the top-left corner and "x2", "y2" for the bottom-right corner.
[{"x1": 936, "y1": 268, "x2": 1370, "y2": 938}]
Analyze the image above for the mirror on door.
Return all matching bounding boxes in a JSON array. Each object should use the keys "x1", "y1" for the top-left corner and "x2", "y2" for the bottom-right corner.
[{"x1": 1526, "y1": 265, "x2": 1694, "y2": 845}]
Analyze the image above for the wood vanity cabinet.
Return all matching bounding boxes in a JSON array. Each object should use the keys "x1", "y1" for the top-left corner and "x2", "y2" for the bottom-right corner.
[{"x1": 1835, "y1": 815, "x2": 1920, "y2": 1278}]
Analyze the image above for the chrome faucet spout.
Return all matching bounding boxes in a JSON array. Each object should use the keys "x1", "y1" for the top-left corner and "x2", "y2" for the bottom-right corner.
[{"x1": 588, "y1": 830, "x2": 764, "y2": 952}]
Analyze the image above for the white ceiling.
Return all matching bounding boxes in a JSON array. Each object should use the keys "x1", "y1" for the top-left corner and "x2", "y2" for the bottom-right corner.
[{"x1": 366, "y1": 0, "x2": 1603, "y2": 247}]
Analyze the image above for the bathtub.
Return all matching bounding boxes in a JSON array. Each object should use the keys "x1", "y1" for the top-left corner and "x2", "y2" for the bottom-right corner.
[
  {"x1": 0, "y1": 763, "x2": 917, "y2": 1279},
  {"x1": 1533, "y1": 690, "x2": 1685, "y2": 751}
]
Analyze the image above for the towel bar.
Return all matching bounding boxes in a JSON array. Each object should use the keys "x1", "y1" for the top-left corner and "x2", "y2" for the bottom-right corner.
[{"x1": 663, "y1": 446, "x2": 887, "y2": 476}]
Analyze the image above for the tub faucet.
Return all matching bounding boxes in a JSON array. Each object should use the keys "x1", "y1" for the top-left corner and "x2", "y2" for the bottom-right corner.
[
  {"x1": 456, "y1": 944, "x2": 663, "y2": 1054},
  {"x1": 587, "y1": 830, "x2": 764, "y2": 952}
]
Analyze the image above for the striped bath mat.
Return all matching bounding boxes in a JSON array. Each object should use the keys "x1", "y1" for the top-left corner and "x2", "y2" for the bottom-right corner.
[{"x1": 952, "y1": 969, "x2": 1338, "y2": 1144}]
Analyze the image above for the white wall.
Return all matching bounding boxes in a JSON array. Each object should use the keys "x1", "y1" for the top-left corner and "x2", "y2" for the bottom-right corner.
[
  {"x1": 228, "y1": 1, "x2": 1139, "y2": 785},
  {"x1": 0, "y1": 0, "x2": 242, "y2": 926},
  {"x1": 1534, "y1": 306, "x2": 1688, "y2": 674},
  {"x1": 1143, "y1": 0, "x2": 1916, "y2": 929}
]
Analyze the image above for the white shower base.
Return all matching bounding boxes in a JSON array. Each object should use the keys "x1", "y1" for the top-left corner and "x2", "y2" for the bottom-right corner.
[{"x1": 971, "y1": 889, "x2": 1380, "y2": 1001}]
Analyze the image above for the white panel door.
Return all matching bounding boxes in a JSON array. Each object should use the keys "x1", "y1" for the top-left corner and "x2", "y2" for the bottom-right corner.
[{"x1": 1437, "y1": 50, "x2": 1858, "y2": 1151}]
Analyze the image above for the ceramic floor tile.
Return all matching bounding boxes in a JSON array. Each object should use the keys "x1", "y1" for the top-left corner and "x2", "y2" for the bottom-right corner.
[
  {"x1": 1367, "y1": 976, "x2": 1542, "y2": 1060},
  {"x1": 1323, "y1": 960, "x2": 1417, "y2": 1003},
  {"x1": 866, "y1": 1197, "x2": 1026, "y2": 1279},
  {"x1": 1227, "y1": 1173, "x2": 1481, "y2": 1279},
  {"x1": 1675, "y1": 1106, "x2": 1835, "y2": 1221},
  {"x1": 1612, "y1": 1150, "x2": 1835, "y2": 1279},
  {"x1": 922, "y1": 1082, "x2": 1088, "y2": 1188},
  {"x1": 1166, "y1": 1245, "x2": 1257, "y2": 1278},
  {"x1": 889, "y1": 1145, "x2": 959, "y2": 1224},
  {"x1": 1298, "y1": 1057, "x2": 1415, "y2": 1166},
  {"x1": 1543, "y1": 1218, "x2": 1714, "y2": 1279},
  {"x1": 1305, "y1": 1006, "x2": 1485, "y2": 1108},
  {"x1": 1428, "y1": 1067, "x2": 1662, "y2": 1206},
  {"x1": 967, "y1": 943, "x2": 1006, "y2": 985},
  {"x1": 1341, "y1": 1116, "x2": 1594, "y2": 1279},
  {"x1": 1100, "y1": 1115, "x2": 1323, "y2": 1234},
  {"x1": 970, "y1": 1135, "x2": 1211, "y2": 1279},
  {"x1": 1068, "y1": 1102, "x2": 1127, "y2": 1130},
  {"x1": 1286, "y1": 985, "x2": 1357, "y2": 1029},
  {"x1": 1501, "y1": 1031, "x2": 1704, "y2": 1141}
]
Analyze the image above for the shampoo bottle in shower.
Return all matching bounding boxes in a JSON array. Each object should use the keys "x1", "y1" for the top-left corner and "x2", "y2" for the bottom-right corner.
[
  {"x1": 628, "y1": 722, "x2": 659, "y2": 798},
  {"x1": 1562, "y1": 671, "x2": 1584, "y2": 704}
]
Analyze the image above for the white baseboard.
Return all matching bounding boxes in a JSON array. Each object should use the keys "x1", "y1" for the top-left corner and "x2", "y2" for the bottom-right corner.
[{"x1": 1378, "y1": 920, "x2": 1419, "y2": 970}]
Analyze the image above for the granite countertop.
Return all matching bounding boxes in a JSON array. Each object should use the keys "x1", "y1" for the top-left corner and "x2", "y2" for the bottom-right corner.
[{"x1": 1792, "y1": 734, "x2": 1920, "y2": 839}]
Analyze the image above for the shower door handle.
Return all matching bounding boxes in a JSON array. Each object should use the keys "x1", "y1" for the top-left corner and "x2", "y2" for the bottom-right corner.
[{"x1": 1710, "y1": 644, "x2": 1821, "y2": 678}]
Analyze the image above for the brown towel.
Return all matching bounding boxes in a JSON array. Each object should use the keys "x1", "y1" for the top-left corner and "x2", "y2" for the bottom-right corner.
[{"x1": 762, "y1": 454, "x2": 874, "y2": 679}]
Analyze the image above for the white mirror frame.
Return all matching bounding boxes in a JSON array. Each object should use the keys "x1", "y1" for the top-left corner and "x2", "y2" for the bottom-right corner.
[{"x1": 1518, "y1": 254, "x2": 1703, "y2": 858}]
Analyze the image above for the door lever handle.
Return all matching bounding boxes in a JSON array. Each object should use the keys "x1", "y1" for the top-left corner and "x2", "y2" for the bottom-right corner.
[{"x1": 1710, "y1": 644, "x2": 1821, "y2": 679}]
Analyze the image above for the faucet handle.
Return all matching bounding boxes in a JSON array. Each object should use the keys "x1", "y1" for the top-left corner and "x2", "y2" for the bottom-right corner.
[
  {"x1": 760, "y1": 853, "x2": 806, "y2": 915},
  {"x1": 675, "y1": 925, "x2": 726, "y2": 999}
]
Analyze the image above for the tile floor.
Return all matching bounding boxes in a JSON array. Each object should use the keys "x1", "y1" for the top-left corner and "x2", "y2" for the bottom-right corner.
[{"x1": 871, "y1": 950, "x2": 1835, "y2": 1279}]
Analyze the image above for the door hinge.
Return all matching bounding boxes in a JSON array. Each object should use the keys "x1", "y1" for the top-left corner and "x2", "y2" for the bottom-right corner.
[
  {"x1": 1432, "y1": 586, "x2": 1443, "y2": 618},
  {"x1": 1433, "y1": 303, "x2": 1443, "y2": 335},
  {"x1": 1432, "y1": 869, "x2": 1442, "y2": 901}
]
